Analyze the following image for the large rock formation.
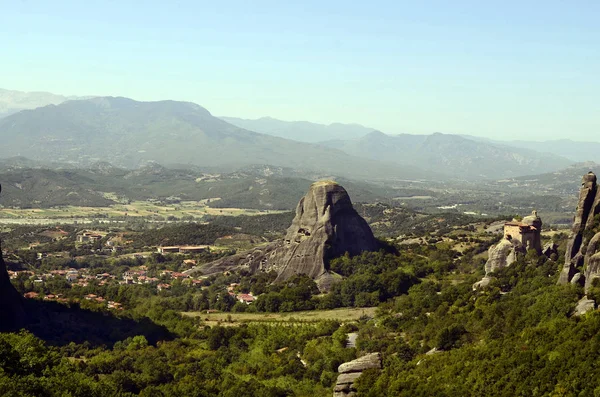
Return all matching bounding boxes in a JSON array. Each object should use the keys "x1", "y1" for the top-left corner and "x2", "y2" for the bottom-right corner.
[
  {"x1": 0, "y1": 250, "x2": 24, "y2": 330},
  {"x1": 271, "y1": 181, "x2": 379, "y2": 285},
  {"x1": 0, "y1": 184, "x2": 25, "y2": 330},
  {"x1": 186, "y1": 181, "x2": 379, "y2": 289},
  {"x1": 333, "y1": 353, "x2": 382, "y2": 397},
  {"x1": 558, "y1": 172, "x2": 600, "y2": 288}
]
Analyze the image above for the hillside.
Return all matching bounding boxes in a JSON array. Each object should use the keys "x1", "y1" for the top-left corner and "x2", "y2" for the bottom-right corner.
[
  {"x1": 320, "y1": 131, "x2": 574, "y2": 179},
  {"x1": 0, "y1": 97, "x2": 428, "y2": 181},
  {"x1": 220, "y1": 116, "x2": 374, "y2": 143},
  {"x1": 0, "y1": 162, "x2": 394, "y2": 209}
]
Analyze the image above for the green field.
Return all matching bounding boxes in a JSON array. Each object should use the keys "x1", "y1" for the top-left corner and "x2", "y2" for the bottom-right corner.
[
  {"x1": 0, "y1": 200, "x2": 286, "y2": 224},
  {"x1": 182, "y1": 307, "x2": 377, "y2": 327}
]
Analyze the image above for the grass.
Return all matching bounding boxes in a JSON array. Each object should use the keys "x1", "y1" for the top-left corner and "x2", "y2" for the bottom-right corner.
[
  {"x1": 182, "y1": 307, "x2": 377, "y2": 327},
  {"x1": 0, "y1": 200, "x2": 286, "y2": 224}
]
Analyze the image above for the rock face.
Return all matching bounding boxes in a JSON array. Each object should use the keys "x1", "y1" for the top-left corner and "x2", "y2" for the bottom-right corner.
[
  {"x1": 484, "y1": 238, "x2": 524, "y2": 275},
  {"x1": 333, "y1": 353, "x2": 382, "y2": 397},
  {"x1": 558, "y1": 172, "x2": 600, "y2": 288},
  {"x1": 270, "y1": 181, "x2": 379, "y2": 286},
  {"x1": 0, "y1": 182, "x2": 25, "y2": 330},
  {"x1": 0, "y1": 249, "x2": 24, "y2": 330},
  {"x1": 186, "y1": 181, "x2": 379, "y2": 290}
]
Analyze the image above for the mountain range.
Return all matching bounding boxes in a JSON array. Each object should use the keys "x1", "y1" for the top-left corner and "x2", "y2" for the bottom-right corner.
[
  {"x1": 0, "y1": 97, "x2": 427, "y2": 180},
  {"x1": 318, "y1": 131, "x2": 573, "y2": 179},
  {"x1": 1, "y1": 88, "x2": 598, "y2": 180},
  {"x1": 221, "y1": 116, "x2": 373, "y2": 142}
]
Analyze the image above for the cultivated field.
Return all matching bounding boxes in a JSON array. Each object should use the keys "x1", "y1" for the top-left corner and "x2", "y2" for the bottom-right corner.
[
  {"x1": 182, "y1": 307, "x2": 377, "y2": 327},
  {"x1": 0, "y1": 200, "x2": 285, "y2": 225}
]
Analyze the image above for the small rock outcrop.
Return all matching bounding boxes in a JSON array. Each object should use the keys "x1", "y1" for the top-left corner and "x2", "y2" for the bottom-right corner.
[
  {"x1": 333, "y1": 353, "x2": 382, "y2": 397},
  {"x1": 186, "y1": 181, "x2": 379, "y2": 290},
  {"x1": 542, "y1": 242, "x2": 558, "y2": 258},
  {"x1": 558, "y1": 172, "x2": 600, "y2": 288},
  {"x1": 484, "y1": 238, "x2": 525, "y2": 274}
]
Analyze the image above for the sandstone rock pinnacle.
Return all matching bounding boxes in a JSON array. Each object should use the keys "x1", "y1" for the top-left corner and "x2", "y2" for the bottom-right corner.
[
  {"x1": 558, "y1": 172, "x2": 600, "y2": 286},
  {"x1": 271, "y1": 181, "x2": 379, "y2": 287},
  {"x1": 186, "y1": 181, "x2": 379, "y2": 290}
]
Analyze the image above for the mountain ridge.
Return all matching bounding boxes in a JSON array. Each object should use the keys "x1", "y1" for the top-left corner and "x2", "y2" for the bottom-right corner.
[{"x1": 0, "y1": 96, "x2": 430, "y2": 181}]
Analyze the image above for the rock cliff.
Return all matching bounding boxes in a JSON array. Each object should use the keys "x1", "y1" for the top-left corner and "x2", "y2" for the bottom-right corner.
[
  {"x1": 186, "y1": 181, "x2": 379, "y2": 290},
  {"x1": 0, "y1": 250, "x2": 24, "y2": 330},
  {"x1": 558, "y1": 172, "x2": 600, "y2": 288},
  {"x1": 0, "y1": 184, "x2": 25, "y2": 330},
  {"x1": 270, "y1": 181, "x2": 379, "y2": 286},
  {"x1": 333, "y1": 353, "x2": 382, "y2": 397}
]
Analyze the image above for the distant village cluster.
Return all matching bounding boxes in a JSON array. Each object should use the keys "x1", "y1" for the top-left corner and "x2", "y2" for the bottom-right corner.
[{"x1": 5, "y1": 228, "x2": 257, "y2": 310}]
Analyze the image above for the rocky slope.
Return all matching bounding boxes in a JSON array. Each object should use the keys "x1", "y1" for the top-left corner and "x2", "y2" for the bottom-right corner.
[{"x1": 185, "y1": 181, "x2": 379, "y2": 290}]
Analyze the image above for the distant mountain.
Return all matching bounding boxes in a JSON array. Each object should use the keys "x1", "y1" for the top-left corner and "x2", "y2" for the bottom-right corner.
[
  {"x1": 0, "y1": 97, "x2": 430, "y2": 181},
  {"x1": 458, "y1": 135, "x2": 600, "y2": 164},
  {"x1": 220, "y1": 116, "x2": 374, "y2": 143},
  {"x1": 0, "y1": 88, "x2": 86, "y2": 118},
  {"x1": 320, "y1": 131, "x2": 574, "y2": 179},
  {"x1": 500, "y1": 139, "x2": 600, "y2": 163}
]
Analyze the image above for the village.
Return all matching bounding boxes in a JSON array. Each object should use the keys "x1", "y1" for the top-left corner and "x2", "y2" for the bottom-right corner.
[{"x1": 4, "y1": 227, "x2": 258, "y2": 310}]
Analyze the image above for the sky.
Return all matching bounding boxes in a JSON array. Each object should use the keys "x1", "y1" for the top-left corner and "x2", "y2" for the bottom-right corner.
[{"x1": 1, "y1": 0, "x2": 599, "y2": 141}]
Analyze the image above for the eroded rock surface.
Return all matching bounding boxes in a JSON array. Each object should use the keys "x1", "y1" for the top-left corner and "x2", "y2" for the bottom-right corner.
[
  {"x1": 271, "y1": 181, "x2": 378, "y2": 287},
  {"x1": 559, "y1": 172, "x2": 600, "y2": 285},
  {"x1": 333, "y1": 353, "x2": 382, "y2": 397},
  {"x1": 186, "y1": 181, "x2": 379, "y2": 290},
  {"x1": 484, "y1": 238, "x2": 524, "y2": 275}
]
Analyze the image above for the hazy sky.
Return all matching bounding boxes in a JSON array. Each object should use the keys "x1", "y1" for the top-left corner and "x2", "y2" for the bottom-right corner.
[{"x1": 1, "y1": 1, "x2": 598, "y2": 141}]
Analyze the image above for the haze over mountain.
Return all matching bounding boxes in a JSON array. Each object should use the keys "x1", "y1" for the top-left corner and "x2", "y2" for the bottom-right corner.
[
  {"x1": 0, "y1": 97, "x2": 428, "y2": 181},
  {"x1": 223, "y1": 113, "x2": 600, "y2": 166},
  {"x1": 320, "y1": 131, "x2": 574, "y2": 179},
  {"x1": 0, "y1": 88, "x2": 85, "y2": 118},
  {"x1": 1, "y1": 87, "x2": 592, "y2": 181},
  {"x1": 500, "y1": 140, "x2": 600, "y2": 164},
  {"x1": 221, "y1": 116, "x2": 373, "y2": 143}
]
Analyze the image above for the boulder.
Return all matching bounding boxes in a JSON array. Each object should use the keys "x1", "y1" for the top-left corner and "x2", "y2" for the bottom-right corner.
[
  {"x1": 484, "y1": 238, "x2": 524, "y2": 275},
  {"x1": 334, "y1": 353, "x2": 382, "y2": 397},
  {"x1": 573, "y1": 297, "x2": 596, "y2": 316},
  {"x1": 472, "y1": 276, "x2": 492, "y2": 290}
]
